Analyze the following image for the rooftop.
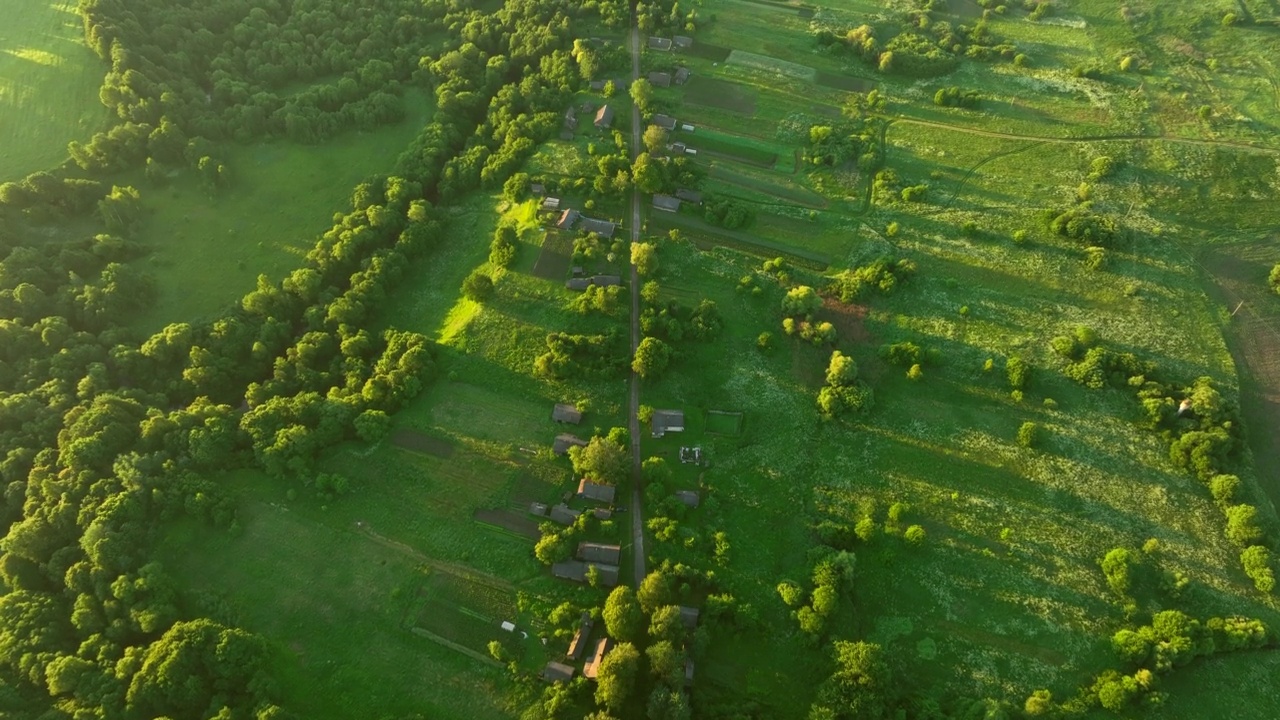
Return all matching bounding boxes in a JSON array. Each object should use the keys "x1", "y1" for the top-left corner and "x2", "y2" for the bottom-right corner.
[
  {"x1": 542, "y1": 661, "x2": 576, "y2": 683},
  {"x1": 553, "y1": 403, "x2": 583, "y2": 424},
  {"x1": 653, "y1": 194, "x2": 682, "y2": 212},
  {"x1": 577, "y1": 478, "x2": 617, "y2": 504},
  {"x1": 552, "y1": 433, "x2": 587, "y2": 455},
  {"x1": 648, "y1": 36, "x2": 673, "y2": 51},
  {"x1": 577, "y1": 541, "x2": 622, "y2": 565},
  {"x1": 648, "y1": 71, "x2": 672, "y2": 88},
  {"x1": 652, "y1": 114, "x2": 677, "y2": 131}
]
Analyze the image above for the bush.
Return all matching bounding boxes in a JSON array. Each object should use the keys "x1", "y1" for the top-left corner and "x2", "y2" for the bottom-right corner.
[
  {"x1": 1016, "y1": 421, "x2": 1039, "y2": 448},
  {"x1": 1006, "y1": 356, "x2": 1029, "y2": 390},
  {"x1": 1210, "y1": 474, "x2": 1240, "y2": 505},
  {"x1": 1269, "y1": 263, "x2": 1280, "y2": 295},
  {"x1": 906, "y1": 364, "x2": 924, "y2": 381},
  {"x1": 1225, "y1": 504, "x2": 1264, "y2": 547},
  {"x1": 904, "y1": 525, "x2": 926, "y2": 545},
  {"x1": 461, "y1": 271, "x2": 495, "y2": 301},
  {"x1": 1241, "y1": 546, "x2": 1275, "y2": 593}
]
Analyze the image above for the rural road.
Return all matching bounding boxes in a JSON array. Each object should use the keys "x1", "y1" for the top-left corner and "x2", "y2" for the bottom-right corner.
[{"x1": 626, "y1": 18, "x2": 646, "y2": 589}]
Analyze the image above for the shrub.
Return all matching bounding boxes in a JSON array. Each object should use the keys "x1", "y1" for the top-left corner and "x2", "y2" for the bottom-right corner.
[
  {"x1": 1210, "y1": 474, "x2": 1240, "y2": 505},
  {"x1": 757, "y1": 331, "x2": 773, "y2": 351},
  {"x1": 1016, "y1": 421, "x2": 1039, "y2": 448},
  {"x1": 1241, "y1": 546, "x2": 1275, "y2": 593},
  {"x1": 904, "y1": 525, "x2": 926, "y2": 545},
  {"x1": 1225, "y1": 505, "x2": 1264, "y2": 547},
  {"x1": 1006, "y1": 356, "x2": 1029, "y2": 390},
  {"x1": 461, "y1": 271, "x2": 495, "y2": 301},
  {"x1": 1269, "y1": 263, "x2": 1280, "y2": 295},
  {"x1": 906, "y1": 364, "x2": 924, "y2": 381}
]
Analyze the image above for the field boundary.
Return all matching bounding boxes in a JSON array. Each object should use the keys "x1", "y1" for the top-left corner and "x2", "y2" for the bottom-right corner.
[{"x1": 410, "y1": 627, "x2": 504, "y2": 667}]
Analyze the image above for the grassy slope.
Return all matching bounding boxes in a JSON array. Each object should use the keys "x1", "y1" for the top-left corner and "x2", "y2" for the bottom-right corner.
[
  {"x1": 130, "y1": 89, "x2": 436, "y2": 334},
  {"x1": 0, "y1": 0, "x2": 110, "y2": 179},
  {"x1": 637, "y1": 0, "x2": 1280, "y2": 715}
]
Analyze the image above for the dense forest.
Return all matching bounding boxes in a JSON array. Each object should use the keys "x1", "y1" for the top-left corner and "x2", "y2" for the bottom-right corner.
[{"x1": 0, "y1": 0, "x2": 674, "y2": 716}]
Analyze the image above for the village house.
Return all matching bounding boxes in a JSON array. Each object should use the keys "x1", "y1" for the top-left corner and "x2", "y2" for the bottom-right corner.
[
  {"x1": 648, "y1": 71, "x2": 672, "y2": 88},
  {"x1": 565, "y1": 278, "x2": 591, "y2": 291},
  {"x1": 567, "y1": 611, "x2": 594, "y2": 661},
  {"x1": 552, "y1": 433, "x2": 587, "y2": 456},
  {"x1": 541, "y1": 196, "x2": 561, "y2": 211},
  {"x1": 594, "y1": 105, "x2": 614, "y2": 129},
  {"x1": 552, "y1": 403, "x2": 583, "y2": 424},
  {"x1": 673, "y1": 35, "x2": 694, "y2": 49},
  {"x1": 651, "y1": 409, "x2": 686, "y2": 438},
  {"x1": 556, "y1": 208, "x2": 581, "y2": 230},
  {"x1": 679, "y1": 605, "x2": 700, "y2": 630},
  {"x1": 653, "y1": 194, "x2": 682, "y2": 213},
  {"x1": 577, "y1": 541, "x2": 622, "y2": 565},
  {"x1": 549, "y1": 503, "x2": 581, "y2": 525},
  {"x1": 579, "y1": 217, "x2": 617, "y2": 237},
  {"x1": 675, "y1": 490, "x2": 701, "y2": 508},
  {"x1": 675, "y1": 188, "x2": 702, "y2": 204},
  {"x1": 674, "y1": 66, "x2": 691, "y2": 85},
  {"x1": 541, "y1": 661, "x2": 575, "y2": 683},
  {"x1": 589, "y1": 274, "x2": 621, "y2": 286},
  {"x1": 577, "y1": 478, "x2": 617, "y2": 504},
  {"x1": 583, "y1": 637, "x2": 613, "y2": 679},
  {"x1": 552, "y1": 559, "x2": 620, "y2": 587},
  {"x1": 652, "y1": 113, "x2": 678, "y2": 131},
  {"x1": 647, "y1": 36, "x2": 672, "y2": 51}
]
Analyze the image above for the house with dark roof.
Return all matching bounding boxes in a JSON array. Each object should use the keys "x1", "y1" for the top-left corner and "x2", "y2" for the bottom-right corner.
[
  {"x1": 589, "y1": 79, "x2": 606, "y2": 91},
  {"x1": 648, "y1": 71, "x2": 672, "y2": 88},
  {"x1": 589, "y1": 274, "x2": 621, "y2": 286},
  {"x1": 529, "y1": 502, "x2": 549, "y2": 517},
  {"x1": 577, "y1": 542, "x2": 622, "y2": 565},
  {"x1": 648, "y1": 36, "x2": 673, "y2": 51},
  {"x1": 553, "y1": 403, "x2": 583, "y2": 424},
  {"x1": 594, "y1": 105, "x2": 614, "y2": 129},
  {"x1": 671, "y1": 141, "x2": 688, "y2": 155},
  {"x1": 531, "y1": 182, "x2": 546, "y2": 196},
  {"x1": 542, "y1": 661, "x2": 576, "y2": 683},
  {"x1": 651, "y1": 409, "x2": 686, "y2": 437},
  {"x1": 580, "y1": 218, "x2": 616, "y2": 237},
  {"x1": 653, "y1": 194, "x2": 682, "y2": 212},
  {"x1": 674, "y1": 67, "x2": 691, "y2": 85},
  {"x1": 675, "y1": 188, "x2": 702, "y2": 204},
  {"x1": 541, "y1": 196, "x2": 561, "y2": 211},
  {"x1": 552, "y1": 559, "x2": 620, "y2": 587},
  {"x1": 675, "y1": 490, "x2": 700, "y2": 508},
  {"x1": 583, "y1": 637, "x2": 613, "y2": 679},
  {"x1": 592, "y1": 507, "x2": 613, "y2": 520},
  {"x1": 556, "y1": 208, "x2": 581, "y2": 230},
  {"x1": 549, "y1": 504, "x2": 581, "y2": 525},
  {"x1": 577, "y1": 479, "x2": 617, "y2": 504},
  {"x1": 565, "y1": 278, "x2": 591, "y2": 291},
  {"x1": 673, "y1": 35, "x2": 694, "y2": 49},
  {"x1": 553, "y1": 433, "x2": 588, "y2": 456},
  {"x1": 652, "y1": 114, "x2": 678, "y2": 131},
  {"x1": 679, "y1": 605, "x2": 700, "y2": 630},
  {"x1": 567, "y1": 612, "x2": 594, "y2": 660}
]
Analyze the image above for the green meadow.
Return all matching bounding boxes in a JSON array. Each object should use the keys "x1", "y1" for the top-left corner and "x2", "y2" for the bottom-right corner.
[{"x1": 0, "y1": 0, "x2": 109, "y2": 179}]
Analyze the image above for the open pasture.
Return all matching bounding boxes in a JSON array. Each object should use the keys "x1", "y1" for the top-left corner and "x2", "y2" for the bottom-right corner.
[
  {"x1": 132, "y1": 89, "x2": 435, "y2": 332},
  {"x1": 0, "y1": 0, "x2": 109, "y2": 179}
]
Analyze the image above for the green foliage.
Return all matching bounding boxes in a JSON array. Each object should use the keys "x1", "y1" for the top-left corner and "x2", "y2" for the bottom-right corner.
[
  {"x1": 880, "y1": 342, "x2": 922, "y2": 367},
  {"x1": 603, "y1": 588, "x2": 644, "y2": 643},
  {"x1": 782, "y1": 286, "x2": 822, "y2": 317},
  {"x1": 818, "y1": 350, "x2": 874, "y2": 418},
  {"x1": 1225, "y1": 504, "x2": 1264, "y2": 547},
  {"x1": 1006, "y1": 356, "x2": 1030, "y2": 390},
  {"x1": 1270, "y1": 263, "x2": 1280, "y2": 295},
  {"x1": 810, "y1": 641, "x2": 894, "y2": 719},
  {"x1": 904, "y1": 525, "x2": 926, "y2": 545},
  {"x1": 633, "y1": 336, "x2": 673, "y2": 379},
  {"x1": 461, "y1": 270, "x2": 495, "y2": 302},
  {"x1": 569, "y1": 435, "x2": 629, "y2": 485},
  {"x1": 535, "y1": 330, "x2": 626, "y2": 379},
  {"x1": 489, "y1": 224, "x2": 519, "y2": 267},
  {"x1": 631, "y1": 242, "x2": 658, "y2": 276},
  {"x1": 1049, "y1": 205, "x2": 1120, "y2": 246},
  {"x1": 594, "y1": 641, "x2": 640, "y2": 711},
  {"x1": 1240, "y1": 546, "x2": 1275, "y2": 593},
  {"x1": 1016, "y1": 421, "x2": 1039, "y2": 448},
  {"x1": 933, "y1": 87, "x2": 981, "y2": 108},
  {"x1": 879, "y1": 33, "x2": 958, "y2": 77},
  {"x1": 1100, "y1": 547, "x2": 1135, "y2": 597},
  {"x1": 830, "y1": 258, "x2": 916, "y2": 301},
  {"x1": 638, "y1": 571, "x2": 675, "y2": 614},
  {"x1": 702, "y1": 196, "x2": 755, "y2": 230}
]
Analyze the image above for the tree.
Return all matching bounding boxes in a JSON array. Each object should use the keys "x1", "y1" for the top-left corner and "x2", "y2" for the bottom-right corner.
[
  {"x1": 644, "y1": 125, "x2": 670, "y2": 156},
  {"x1": 1270, "y1": 263, "x2": 1280, "y2": 295},
  {"x1": 1226, "y1": 504, "x2": 1264, "y2": 547},
  {"x1": 595, "y1": 641, "x2": 640, "y2": 711},
  {"x1": 1017, "y1": 421, "x2": 1039, "y2": 448},
  {"x1": 647, "y1": 687, "x2": 692, "y2": 720},
  {"x1": 826, "y1": 351, "x2": 858, "y2": 387},
  {"x1": 632, "y1": 152, "x2": 665, "y2": 194},
  {"x1": 631, "y1": 242, "x2": 658, "y2": 275},
  {"x1": 812, "y1": 641, "x2": 893, "y2": 719},
  {"x1": 353, "y1": 409, "x2": 391, "y2": 443},
  {"x1": 603, "y1": 587, "x2": 644, "y2": 641},
  {"x1": 462, "y1": 271, "x2": 495, "y2": 301},
  {"x1": 777, "y1": 580, "x2": 805, "y2": 606},
  {"x1": 1100, "y1": 547, "x2": 1134, "y2": 596},
  {"x1": 781, "y1": 286, "x2": 821, "y2": 316},
  {"x1": 649, "y1": 605, "x2": 685, "y2": 645},
  {"x1": 630, "y1": 78, "x2": 654, "y2": 114},
  {"x1": 569, "y1": 435, "x2": 629, "y2": 485},
  {"x1": 638, "y1": 571, "x2": 675, "y2": 613},
  {"x1": 757, "y1": 331, "x2": 773, "y2": 351},
  {"x1": 1024, "y1": 689, "x2": 1053, "y2": 716},
  {"x1": 646, "y1": 640, "x2": 685, "y2": 687},
  {"x1": 633, "y1": 337, "x2": 672, "y2": 378},
  {"x1": 904, "y1": 525, "x2": 926, "y2": 545}
]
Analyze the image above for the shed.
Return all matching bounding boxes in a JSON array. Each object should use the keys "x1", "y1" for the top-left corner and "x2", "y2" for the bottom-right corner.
[
  {"x1": 651, "y1": 409, "x2": 686, "y2": 437},
  {"x1": 675, "y1": 490, "x2": 700, "y2": 508},
  {"x1": 583, "y1": 637, "x2": 613, "y2": 679},
  {"x1": 556, "y1": 209, "x2": 581, "y2": 230},
  {"x1": 553, "y1": 433, "x2": 588, "y2": 456},
  {"x1": 594, "y1": 105, "x2": 614, "y2": 128},
  {"x1": 571, "y1": 266, "x2": 584, "y2": 277},
  {"x1": 565, "y1": 278, "x2": 591, "y2": 291},
  {"x1": 652, "y1": 114, "x2": 678, "y2": 131},
  {"x1": 681, "y1": 123, "x2": 696, "y2": 132},
  {"x1": 648, "y1": 71, "x2": 672, "y2": 88},
  {"x1": 549, "y1": 504, "x2": 582, "y2": 525},
  {"x1": 589, "y1": 79, "x2": 606, "y2": 91},
  {"x1": 580, "y1": 218, "x2": 616, "y2": 237},
  {"x1": 577, "y1": 478, "x2": 617, "y2": 504},
  {"x1": 564, "y1": 107, "x2": 578, "y2": 130},
  {"x1": 679, "y1": 605, "x2": 700, "y2": 630},
  {"x1": 577, "y1": 542, "x2": 622, "y2": 565},
  {"x1": 684, "y1": 658, "x2": 695, "y2": 686},
  {"x1": 673, "y1": 35, "x2": 694, "y2": 49},
  {"x1": 553, "y1": 403, "x2": 583, "y2": 424},
  {"x1": 675, "y1": 188, "x2": 703, "y2": 204},
  {"x1": 590, "y1": 274, "x2": 622, "y2": 287},
  {"x1": 529, "y1": 502, "x2": 549, "y2": 517},
  {"x1": 674, "y1": 67, "x2": 691, "y2": 85},
  {"x1": 531, "y1": 183, "x2": 546, "y2": 196},
  {"x1": 592, "y1": 507, "x2": 613, "y2": 520},
  {"x1": 648, "y1": 36, "x2": 673, "y2": 51},
  {"x1": 653, "y1": 194, "x2": 682, "y2": 212},
  {"x1": 567, "y1": 611, "x2": 594, "y2": 660},
  {"x1": 541, "y1": 196, "x2": 561, "y2": 211},
  {"x1": 542, "y1": 661, "x2": 576, "y2": 683},
  {"x1": 671, "y1": 142, "x2": 687, "y2": 155}
]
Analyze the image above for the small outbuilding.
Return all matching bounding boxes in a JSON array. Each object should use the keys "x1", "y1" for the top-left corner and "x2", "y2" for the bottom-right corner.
[
  {"x1": 651, "y1": 409, "x2": 686, "y2": 438},
  {"x1": 673, "y1": 35, "x2": 694, "y2": 49},
  {"x1": 531, "y1": 183, "x2": 546, "y2": 196},
  {"x1": 549, "y1": 504, "x2": 582, "y2": 525},
  {"x1": 648, "y1": 71, "x2": 672, "y2": 88},
  {"x1": 529, "y1": 502, "x2": 549, "y2": 517},
  {"x1": 679, "y1": 605, "x2": 700, "y2": 630},
  {"x1": 542, "y1": 661, "x2": 576, "y2": 683},
  {"x1": 675, "y1": 188, "x2": 703, "y2": 204},
  {"x1": 684, "y1": 658, "x2": 695, "y2": 686},
  {"x1": 675, "y1": 490, "x2": 700, "y2": 508},
  {"x1": 553, "y1": 403, "x2": 583, "y2": 424},
  {"x1": 557, "y1": 209, "x2": 581, "y2": 230},
  {"x1": 674, "y1": 67, "x2": 691, "y2": 85},
  {"x1": 648, "y1": 36, "x2": 673, "y2": 51},
  {"x1": 564, "y1": 107, "x2": 578, "y2": 130},
  {"x1": 577, "y1": 541, "x2": 622, "y2": 565},
  {"x1": 565, "y1": 278, "x2": 591, "y2": 291},
  {"x1": 679, "y1": 446, "x2": 703, "y2": 464},
  {"x1": 589, "y1": 79, "x2": 606, "y2": 91},
  {"x1": 577, "y1": 478, "x2": 617, "y2": 504},
  {"x1": 583, "y1": 637, "x2": 613, "y2": 679},
  {"x1": 567, "y1": 611, "x2": 594, "y2": 661},
  {"x1": 652, "y1": 113, "x2": 678, "y2": 131},
  {"x1": 653, "y1": 194, "x2": 682, "y2": 212},
  {"x1": 541, "y1": 196, "x2": 561, "y2": 211},
  {"x1": 592, "y1": 507, "x2": 613, "y2": 520},
  {"x1": 594, "y1": 105, "x2": 614, "y2": 129},
  {"x1": 553, "y1": 433, "x2": 588, "y2": 456}
]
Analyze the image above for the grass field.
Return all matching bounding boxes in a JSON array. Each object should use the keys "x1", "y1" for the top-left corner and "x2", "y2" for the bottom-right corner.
[
  {"x1": 0, "y1": 0, "x2": 109, "y2": 179},
  {"x1": 130, "y1": 89, "x2": 435, "y2": 333}
]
